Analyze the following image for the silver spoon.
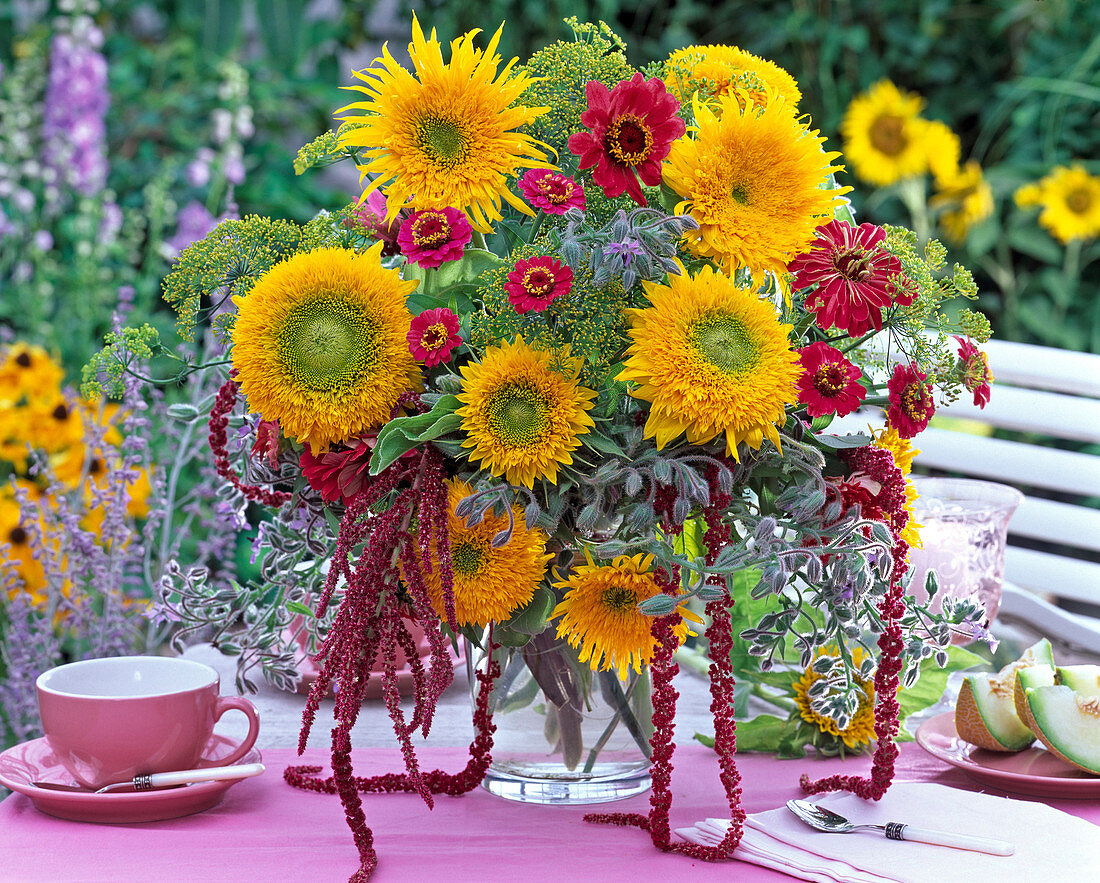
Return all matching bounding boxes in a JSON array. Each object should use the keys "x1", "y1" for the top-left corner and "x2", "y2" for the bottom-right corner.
[
  {"x1": 786, "y1": 799, "x2": 1014, "y2": 856},
  {"x1": 33, "y1": 762, "x2": 265, "y2": 794}
]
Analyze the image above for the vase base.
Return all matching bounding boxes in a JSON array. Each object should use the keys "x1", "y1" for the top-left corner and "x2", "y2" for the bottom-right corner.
[{"x1": 482, "y1": 763, "x2": 651, "y2": 805}]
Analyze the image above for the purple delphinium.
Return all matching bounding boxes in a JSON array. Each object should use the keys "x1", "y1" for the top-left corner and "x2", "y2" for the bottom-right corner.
[{"x1": 40, "y1": 19, "x2": 109, "y2": 198}]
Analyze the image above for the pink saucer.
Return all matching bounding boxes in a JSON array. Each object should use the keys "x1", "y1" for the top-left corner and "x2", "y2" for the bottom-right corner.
[
  {"x1": 0, "y1": 733, "x2": 262, "y2": 824},
  {"x1": 915, "y1": 711, "x2": 1100, "y2": 798}
]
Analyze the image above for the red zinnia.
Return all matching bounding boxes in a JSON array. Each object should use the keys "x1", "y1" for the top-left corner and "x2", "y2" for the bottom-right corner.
[
  {"x1": 567, "y1": 73, "x2": 686, "y2": 206},
  {"x1": 887, "y1": 362, "x2": 935, "y2": 438},
  {"x1": 397, "y1": 207, "x2": 472, "y2": 269},
  {"x1": 408, "y1": 307, "x2": 462, "y2": 367},
  {"x1": 954, "y1": 336, "x2": 993, "y2": 409},
  {"x1": 797, "y1": 342, "x2": 867, "y2": 418},
  {"x1": 518, "y1": 169, "x2": 586, "y2": 215},
  {"x1": 300, "y1": 436, "x2": 375, "y2": 505},
  {"x1": 505, "y1": 256, "x2": 573, "y2": 313},
  {"x1": 789, "y1": 220, "x2": 917, "y2": 337}
]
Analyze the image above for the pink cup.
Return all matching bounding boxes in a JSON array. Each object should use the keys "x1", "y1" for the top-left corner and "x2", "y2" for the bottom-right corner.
[{"x1": 36, "y1": 656, "x2": 260, "y2": 790}]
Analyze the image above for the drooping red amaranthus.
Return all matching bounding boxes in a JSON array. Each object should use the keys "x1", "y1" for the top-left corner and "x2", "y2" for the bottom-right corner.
[
  {"x1": 208, "y1": 376, "x2": 292, "y2": 508},
  {"x1": 281, "y1": 443, "x2": 502, "y2": 880}
]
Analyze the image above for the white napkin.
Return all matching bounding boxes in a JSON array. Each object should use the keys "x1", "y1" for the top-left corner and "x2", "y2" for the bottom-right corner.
[{"x1": 677, "y1": 782, "x2": 1100, "y2": 883}]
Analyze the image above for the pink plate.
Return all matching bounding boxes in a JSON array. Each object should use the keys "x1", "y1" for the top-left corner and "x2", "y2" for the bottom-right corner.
[
  {"x1": 0, "y1": 733, "x2": 262, "y2": 824},
  {"x1": 915, "y1": 711, "x2": 1100, "y2": 798}
]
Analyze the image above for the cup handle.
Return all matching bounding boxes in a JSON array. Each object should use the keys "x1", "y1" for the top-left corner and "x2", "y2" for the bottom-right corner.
[{"x1": 200, "y1": 696, "x2": 261, "y2": 766}]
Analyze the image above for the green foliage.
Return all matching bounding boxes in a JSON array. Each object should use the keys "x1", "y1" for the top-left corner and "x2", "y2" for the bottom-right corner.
[
  {"x1": 161, "y1": 216, "x2": 301, "y2": 341},
  {"x1": 519, "y1": 18, "x2": 636, "y2": 157}
]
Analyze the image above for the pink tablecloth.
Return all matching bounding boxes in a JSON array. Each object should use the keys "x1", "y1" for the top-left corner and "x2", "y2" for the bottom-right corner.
[{"x1": 1, "y1": 741, "x2": 1097, "y2": 883}]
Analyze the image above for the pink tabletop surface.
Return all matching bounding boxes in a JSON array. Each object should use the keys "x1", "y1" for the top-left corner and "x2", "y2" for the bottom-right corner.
[{"x1": 2, "y1": 740, "x2": 1097, "y2": 883}]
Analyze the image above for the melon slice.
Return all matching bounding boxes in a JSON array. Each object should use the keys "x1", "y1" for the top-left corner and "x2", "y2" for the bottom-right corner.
[
  {"x1": 1025, "y1": 685, "x2": 1100, "y2": 775},
  {"x1": 954, "y1": 638, "x2": 1054, "y2": 752},
  {"x1": 1057, "y1": 665, "x2": 1100, "y2": 698},
  {"x1": 1014, "y1": 664, "x2": 1055, "y2": 730}
]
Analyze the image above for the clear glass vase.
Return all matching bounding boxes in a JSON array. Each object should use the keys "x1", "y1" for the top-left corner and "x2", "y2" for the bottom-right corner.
[{"x1": 467, "y1": 627, "x2": 653, "y2": 805}]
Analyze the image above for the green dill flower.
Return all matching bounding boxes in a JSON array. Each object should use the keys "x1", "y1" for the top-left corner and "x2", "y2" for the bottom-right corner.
[
  {"x1": 162, "y1": 216, "x2": 301, "y2": 341},
  {"x1": 519, "y1": 19, "x2": 635, "y2": 158},
  {"x1": 292, "y1": 121, "x2": 367, "y2": 176},
  {"x1": 81, "y1": 324, "x2": 162, "y2": 399},
  {"x1": 470, "y1": 239, "x2": 631, "y2": 386}
]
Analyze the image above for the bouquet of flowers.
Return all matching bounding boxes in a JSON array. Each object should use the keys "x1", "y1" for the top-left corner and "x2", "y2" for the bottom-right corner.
[{"x1": 94, "y1": 17, "x2": 997, "y2": 880}]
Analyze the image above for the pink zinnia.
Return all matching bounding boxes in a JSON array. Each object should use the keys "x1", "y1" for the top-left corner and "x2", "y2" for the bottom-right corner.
[
  {"x1": 789, "y1": 220, "x2": 917, "y2": 337},
  {"x1": 567, "y1": 73, "x2": 686, "y2": 206},
  {"x1": 797, "y1": 342, "x2": 867, "y2": 418},
  {"x1": 518, "y1": 169, "x2": 586, "y2": 215},
  {"x1": 346, "y1": 190, "x2": 404, "y2": 257},
  {"x1": 505, "y1": 256, "x2": 573, "y2": 313},
  {"x1": 887, "y1": 363, "x2": 935, "y2": 438},
  {"x1": 954, "y1": 336, "x2": 993, "y2": 408},
  {"x1": 397, "y1": 207, "x2": 472, "y2": 269},
  {"x1": 408, "y1": 307, "x2": 462, "y2": 367}
]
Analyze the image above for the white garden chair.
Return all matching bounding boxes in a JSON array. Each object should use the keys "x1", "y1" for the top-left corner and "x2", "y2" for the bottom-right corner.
[{"x1": 838, "y1": 339, "x2": 1100, "y2": 658}]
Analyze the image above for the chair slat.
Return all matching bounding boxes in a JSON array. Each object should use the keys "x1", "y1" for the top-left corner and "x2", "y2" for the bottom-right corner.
[
  {"x1": 910, "y1": 428, "x2": 1100, "y2": 497},
  {"x1": 1008, "y1": 496, "x2": 1100, "y2": 554},
  {"x1": 936, "y1": 386, "x2": 1100, "y2": 443},
  {"x1": 1003, "y1": 546, "x2": 1100, "y2": 607},
  {"x1": 982, "y1": 339, "x2": 1100, "y2": 397}
]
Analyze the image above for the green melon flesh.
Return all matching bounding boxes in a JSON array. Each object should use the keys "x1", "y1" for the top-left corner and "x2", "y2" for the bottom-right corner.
[
  {"x1": 1014, "y1": 665, "x2": 1055, "y2": 730},
  {"x1": 1057, "y1": 665, "x2": 1100, "y2": 698},
  {"x1": 1025, "y1": 685, "x2": 1100, "y2": 775},
  {"x1": 1007, "y1": 638, "x2": 1055, "y2": 670},
  {"x1": 956, "y1": 675, "x2": 1037, "y2": 751}
]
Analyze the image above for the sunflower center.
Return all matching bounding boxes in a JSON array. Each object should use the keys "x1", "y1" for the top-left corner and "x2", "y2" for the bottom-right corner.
[
  {"x1": 451, "y1": 540, "x2": 484, "y2": 577},
  {"x1": 600, "y1": 585, "x2": 637, "y2": 613},
  {"x1": 415, "y1": 114, "x2": 469, "y2": 169},
  {"x1": 88, "y1": 457, "x2": 104, "y2": 476},
  {"x1": 422, "y1": 323, "x2": 449, "y2": 351},
  {"x1": 52, "y1": 403, "x2": 70, "y2": 421},
  {"x1": 606, "y1": 114, "x2": 654, "y2": 166},
  {"x1": 539, "y1": 175, "x2": 574, "y2": 204},
  {"x1": 729, "y1": 182, "x2": 750, "y2": 204},
  {"x1": 1066, "y1": 187, "x2": 1092, "y2": 215},
  {"x1": 869, "y1": 114, "x2": 907, "y2": 157},
  {"x1": 278, "y1": 296, "x2": 377, "y2": 393},
  {"x1": 8, "y1": 526, "x2": 28, "y2": 546},
  {"x1": 15, "y1": 351, "x2": 32, "y2": 368},
  {"x1": 410, "y1": 211, "x2": 451, "y2": 248},
  {"x1": 689, "y1": 312, "x2": 758, "y2": 375},
  {"x1": 833, "y1": 247, "x2": 872, "y2": 281},
  {"x1": 813, "y1": 364, "x2": 847, "y2": 396},
  {"x1": 485, "y1": 381, "x2": 549, "y2": 448},
  {"x1": 522, "y1": 268, "x2": 555, "y2": 297}
]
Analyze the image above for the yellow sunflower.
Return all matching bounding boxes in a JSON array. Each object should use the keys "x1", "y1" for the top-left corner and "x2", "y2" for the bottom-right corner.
[
  {"x1": 932, "y1": 160, "x2": 993, "y2": 243},
  {"x1": 1014, "y1": 164, "x2": 1100, "y2": 244},
  {"x1": 841, "y1": 80, "x2": 930, "y2": 187},
  {"x1": 664, "y1": 92, "x2": 848, "y2": 275},
  {"x1": 337, "y1": 16, "x2": 551, "y2": 233},
  {"x1": 413, "y1": 479, "x2": 552, "y2": 628},
  {"x1": 0, "y1": 491, "x2": 49, "y2": 605},
  {"x1": 0, "y1": 343, "x2": 64, "y2": 404},
  {"x1": 793, "y1": 645, "x2": 876, "y2": 751},
  {"x1": 231, "y1": 243, "x2": 420, "y2": 453},
  {"x1": 923, "y1": 120, "x2": 961, "y2": 186},
  {"x1": 456, "y1": 337, "x2": 596, "y2": 488},
  {"x1": 664, "y1": 44, "x2": 801, "y2": 112},
  {"x1": 552, "y1": 550, "x2": 698, "y2": 678},
  {"x1": 618, "y1": 266, "x2": 801, "y2": 458}
]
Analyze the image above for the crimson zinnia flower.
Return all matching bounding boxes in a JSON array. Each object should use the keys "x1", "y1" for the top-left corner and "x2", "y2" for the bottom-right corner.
[
  {"x1": 954, "y1": 336, "x2": 993, "y2": 408},
  {"x1": 789, "y1": 220, "x2": 916, "y2": 336},
  {"x1": 797, "y1": 342, "x2": 867, "y2": 418},
  {"x1": 505, "y1": 256, "x2": 573, "y2": 313},
  {"x1": 887, "y1": 362, "x2": 935, "y2": 438},
  {"x1": 299, "y1": 436, "x2": 375, "y2": 505},
  {"x1": 397, "y1": 207, "x2": 472, "y2": 269},
  {"x1": 567, "y1": 73, "x2": 686, "y2": 206},
  {"x1": 408, "y1": 307, "x2": 462, "y2": 367},
  {"x1": 518, "y1": 169, "x2": 586, "y2": 215}
]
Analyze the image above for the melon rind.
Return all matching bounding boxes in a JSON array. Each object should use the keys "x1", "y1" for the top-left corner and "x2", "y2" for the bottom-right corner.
[
  {"x1": 1057, "y1": 665, "x2": 1100, "y2": 699},
  {"x1": 1025, "y1": 685, "x2": 1100, "y2": 775},
  {"x1": 1013, "y1": 665, "x2": 1055, "y2": 731},
  {"x1": 955, "y1": 675, "x2": 1036, "y2": 752}
]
